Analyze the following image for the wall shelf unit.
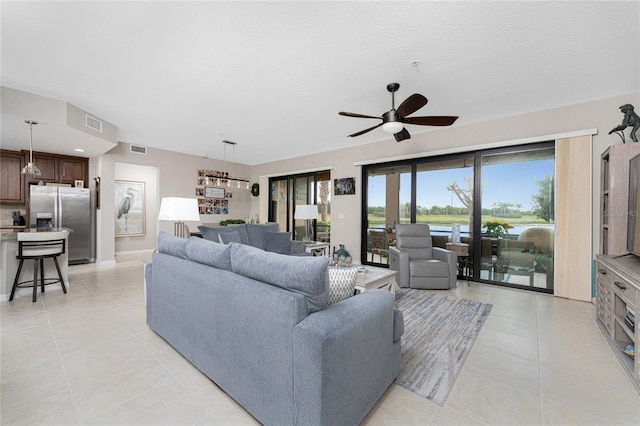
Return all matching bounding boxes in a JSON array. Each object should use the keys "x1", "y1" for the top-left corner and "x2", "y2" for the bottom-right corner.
[{"x1": 597, "y1": 142, "x2": 640, "y2": 393}]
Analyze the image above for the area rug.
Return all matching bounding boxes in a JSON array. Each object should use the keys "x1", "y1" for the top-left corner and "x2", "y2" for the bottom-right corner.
[{"x1": 394, "y1": 288, "x2": 492, "y2": 406}]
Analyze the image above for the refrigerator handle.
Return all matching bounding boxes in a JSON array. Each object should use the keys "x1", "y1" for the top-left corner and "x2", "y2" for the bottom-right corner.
[{"x1": 56, "y1": 190, "x2": 61, "y2": 228}]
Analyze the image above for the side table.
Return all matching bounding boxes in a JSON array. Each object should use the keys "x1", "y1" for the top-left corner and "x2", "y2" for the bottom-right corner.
[
  {"x1": 446, "y1": 242, "x2": 470, "y2": 285},
  {"x1": 304, "y1": 241, "x2": 329, "y2": 256}
]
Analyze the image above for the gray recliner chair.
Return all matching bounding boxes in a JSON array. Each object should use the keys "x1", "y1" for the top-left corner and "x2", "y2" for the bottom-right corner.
[{"x1": 389, "y1": 224, "x2": 458, "y2": 290}]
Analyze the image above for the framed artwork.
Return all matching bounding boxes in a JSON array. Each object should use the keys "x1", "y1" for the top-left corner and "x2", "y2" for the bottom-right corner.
[
  {"x1": 205, "y1": 186, "x2": 226, "y2": 199},
  {"x1": 74, "y1": 179, "x2": 84, "y2": 188},
  {"x1": 115, "y1": 180, "x2": 145, "y2": 237},
  {"x1": 334, "y1": 177, "x2": 356, "y2": 195}
]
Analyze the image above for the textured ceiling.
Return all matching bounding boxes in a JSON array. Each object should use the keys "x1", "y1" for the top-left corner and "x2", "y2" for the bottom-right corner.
[{"x1": 1, "y1": 1, "x2": 638, "y2": 165}]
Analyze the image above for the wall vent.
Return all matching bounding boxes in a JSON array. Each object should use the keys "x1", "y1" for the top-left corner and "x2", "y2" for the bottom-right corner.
[
  {"x1": 130, "y1": 144, "x2": 147, "y2": 155},
  {"x1": 85, "y1": 115, "x2": 103, "y2": 133}
]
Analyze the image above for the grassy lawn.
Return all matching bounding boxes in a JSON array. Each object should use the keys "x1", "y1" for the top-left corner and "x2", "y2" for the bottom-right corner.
[{"x1": 367, "y1": 213, "x2": 553, "y2": 228}]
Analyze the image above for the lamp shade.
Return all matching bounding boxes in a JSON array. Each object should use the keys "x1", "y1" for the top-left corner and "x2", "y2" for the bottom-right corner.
[
  {"x1": 158, "y1": 197, "x2": 200, "y2": 221},
  {"x1": 294, "y1": 204, "x2": 318, "y2": 220}
]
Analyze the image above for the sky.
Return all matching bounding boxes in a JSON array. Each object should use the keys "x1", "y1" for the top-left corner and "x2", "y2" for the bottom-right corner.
[{"x1": 368, "y1": 159, "x2": 555, "y2": 211}]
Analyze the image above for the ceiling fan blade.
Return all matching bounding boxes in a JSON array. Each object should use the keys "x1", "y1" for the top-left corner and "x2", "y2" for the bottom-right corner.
[
  {"x1": 402, "y1": 116, "x2": 459, "y2": 126},
  {"x1": 394, "y1": 128, "x2": 411, "y2": 142},
  {"x1": 348, "y1": 123, "x2": 383, "y2": 137},
  {"x1": 339, "y1": 111, "x2": 381, "y2": 120},
  {"x1": 396, "y1": 94, "x2": 428, "y2": 118}
]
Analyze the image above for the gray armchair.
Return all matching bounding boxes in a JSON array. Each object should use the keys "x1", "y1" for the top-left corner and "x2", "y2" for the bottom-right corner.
[{"x1": 389, "y1": 224, "x2": 458, "y2": 290}]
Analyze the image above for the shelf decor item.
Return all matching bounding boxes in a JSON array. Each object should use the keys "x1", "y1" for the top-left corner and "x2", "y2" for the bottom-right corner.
[{"x1": 609, "y1": 103, "x2": 639, "y2": 143}]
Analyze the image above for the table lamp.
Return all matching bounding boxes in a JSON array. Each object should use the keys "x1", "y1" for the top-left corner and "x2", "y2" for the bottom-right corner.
[
  {"x1": 294, "y1": 204, "x2": 318, "y2": 242},
  {"x1": 158, "y1": 197, "x2": 200, "y2": 238}
]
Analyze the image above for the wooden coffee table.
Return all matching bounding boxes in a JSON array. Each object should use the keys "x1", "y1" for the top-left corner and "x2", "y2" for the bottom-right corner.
[{"x1": 355, "y1": 266, "x2": 397, "y2": 294}]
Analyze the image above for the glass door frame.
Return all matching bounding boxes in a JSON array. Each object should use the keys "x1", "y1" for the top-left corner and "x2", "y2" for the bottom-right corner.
[
  {"x1": 268, "y1": 170, "x2": 330, "y2": 241},
  {"x1": 361, "y1": 141, "x2": 555, "y2": 294}
]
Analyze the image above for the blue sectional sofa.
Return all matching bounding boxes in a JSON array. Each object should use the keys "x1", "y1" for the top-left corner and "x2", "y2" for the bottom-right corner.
[
  {"x1": 146, "y1": 232, "x2": 404, "y2": 425},
  {"x1": 198, "y1": 222, "x2": 308, "y2": 255}
]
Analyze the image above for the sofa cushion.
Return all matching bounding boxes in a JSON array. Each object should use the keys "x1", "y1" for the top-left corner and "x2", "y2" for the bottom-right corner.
[
  {"x1": 198, "y1": 225, "x2": 250, "y2": 245},
  {"x1": 225, "y1": 224, "x2": 250, "y2": 245},
  {"x1": 265, "y1": 231, "x2": 292, "y2": 254},
  {"x1": 246, "y1": 223, "x2": 280, "y2": 250},
  {"x1": 157, "y1": 231, "x2": 189, "y2": 259},
  {"x1": 327, "y1": 267, "x2": 357, "y2": 305},
  {"x1": 185, "y1": 236, "x2": 233, "y2": 271},
  {"x1": 230, "y1": 243, "x2": 329, "y2": 313},
  {"x1": 220, "y1": 231, "x2": 242, "y2": 244},
  {"x1": 198, "y1": 225, "x2": 224, "y2": 243}
]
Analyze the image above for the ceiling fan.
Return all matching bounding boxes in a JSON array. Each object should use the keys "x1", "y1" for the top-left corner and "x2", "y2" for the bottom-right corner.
[{"x1": 339, "y1": 83, "x2": 458, "y2": 142}]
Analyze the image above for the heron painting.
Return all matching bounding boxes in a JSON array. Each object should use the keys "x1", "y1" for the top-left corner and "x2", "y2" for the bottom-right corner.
[{"x1": 115, "y1": 180, "x2": 145, "y2": 236}]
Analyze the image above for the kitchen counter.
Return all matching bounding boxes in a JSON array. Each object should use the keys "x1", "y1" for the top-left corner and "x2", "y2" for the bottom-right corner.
[{"x1": 0, "y1": 228, "x2": 70, "y2": 301}]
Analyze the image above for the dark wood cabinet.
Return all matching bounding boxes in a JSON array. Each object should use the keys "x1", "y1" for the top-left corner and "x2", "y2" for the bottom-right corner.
[
  {"x1": 59, "y1": 157, "x2": 87, "y2": 184},
  {"x1": 30, "y1": 154, "x2": 58, "y2": 182},
  {"x1": 0, "y1": 150, "x2": 89, "y2": 206},
  {"x1": 0, "y1": 150, "x2": 26, "y2": 204},
  {"x1": 27, "y1": 151, "x2": 88, "y2": 187}
]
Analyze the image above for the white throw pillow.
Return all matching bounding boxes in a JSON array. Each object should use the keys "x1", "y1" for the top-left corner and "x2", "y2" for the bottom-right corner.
[{"x1": 327, "y1": 267, "x2": 358, "y2": 305}]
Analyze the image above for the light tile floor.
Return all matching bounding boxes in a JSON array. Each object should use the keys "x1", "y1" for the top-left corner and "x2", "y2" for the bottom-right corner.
[{"x1": 2, "y1": 253, "x2": 640, "y2": 425}]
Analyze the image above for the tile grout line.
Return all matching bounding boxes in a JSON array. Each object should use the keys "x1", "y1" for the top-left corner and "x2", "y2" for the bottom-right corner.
[{"x1": 41, "y1": 294, "x2": 83, "y2": 425}]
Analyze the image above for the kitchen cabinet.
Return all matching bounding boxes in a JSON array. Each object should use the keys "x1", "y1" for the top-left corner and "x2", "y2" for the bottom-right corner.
[
  {"x1": 0, "y1": 150, "x2": 26, "y2": 204},
  {"x1": 26, "y1": 151, "x2": 88, "y2": 187}
]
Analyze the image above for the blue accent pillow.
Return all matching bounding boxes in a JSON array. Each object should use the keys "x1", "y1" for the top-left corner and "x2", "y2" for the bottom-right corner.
[
  {"x1": 220, "y1": 231, "x2": 241, "y2": 244},
  {"x1": 185, "y1": 236, "x2": 233, "y2": 271},
  {"x1": 198, "y1": 226, "x2": 222, "y2": 243},
  {"x1": 265, "y1": 231, "x2": 292, "y2": 254},
  {"x1": 224, "y1": 224, "x2": 249, "y2": 244}
]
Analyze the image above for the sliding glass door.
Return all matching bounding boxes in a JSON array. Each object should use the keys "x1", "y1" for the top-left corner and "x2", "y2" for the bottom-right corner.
[
  {"x1": 362, "y1": 142, "x2": 555, "y2": 293},
  {"x1": 478, "y1": 146, "x2": 555, "y2": 290},
  {"x1": 415, "y1": 156, "x2": 475, "y2": 249},
  {"x1": 363, "y1": 163, "x2": 411, "y2": 265},
  {"x1": 268, "y1": 171, "x2": 331, "y2": 242}
]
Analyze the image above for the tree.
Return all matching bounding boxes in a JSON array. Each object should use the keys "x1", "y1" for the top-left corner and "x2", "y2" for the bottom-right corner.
[
  {"x1": 447, "y1": 176, "x2": 475, "y2": 229},
  {"x1": 531, "y1": 173, "x2": 554, "y2": 222},
  {"x1": 319, "y1": 180, "x2": 330, "y2": 221}
]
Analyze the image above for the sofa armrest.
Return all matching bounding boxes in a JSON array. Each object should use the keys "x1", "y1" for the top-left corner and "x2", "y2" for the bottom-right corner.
[
  {"x1": 433, "y1": 247, "x2": 458, "y2": 288},
  {"x1": 389, "y1": 246, "x2": 410, "y2": 288},
  {"x1": 289, "y1": 240, "x2": 307, "y2": 254},
  {"x1": 293, "y1": 290, "x2": 399, "y2": 426}
]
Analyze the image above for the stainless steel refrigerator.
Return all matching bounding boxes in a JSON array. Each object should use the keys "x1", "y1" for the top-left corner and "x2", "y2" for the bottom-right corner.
[{"x1": 29, "y1": 185, "x2": 91, "y2": 264}]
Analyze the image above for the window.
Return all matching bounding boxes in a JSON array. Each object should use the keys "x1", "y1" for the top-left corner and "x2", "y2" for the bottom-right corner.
[{"x1": 362, "y1": 142, "x2": 555, "y2": 293}]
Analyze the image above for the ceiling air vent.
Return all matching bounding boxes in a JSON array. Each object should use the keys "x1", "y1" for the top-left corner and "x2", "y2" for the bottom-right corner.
[
  {"x1": 130, "y1": 144, "x2": 147, "y2": 155},
  {"x1": 85, "y1": 115, "x2": 103, "y2": 133}
]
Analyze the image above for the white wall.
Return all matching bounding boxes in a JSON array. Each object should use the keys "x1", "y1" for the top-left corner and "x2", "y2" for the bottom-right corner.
[
  {"x1": 251, "y1": 92, "x2": 640, "y2": 263},
  {"x1": 114, "y1": 162, "x2": 158, "y2": 254},
  {"x1": 96, "y1": 142, "x2": 253, "y2": 262},
  {"x1": 93, "y1": 92, "x2": 639, "y2": 264}
]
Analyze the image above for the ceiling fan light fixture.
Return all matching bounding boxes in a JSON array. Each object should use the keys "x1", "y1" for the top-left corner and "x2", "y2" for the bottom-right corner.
[{"x1": 382, "y1": 121, "x2": 403, "y2": 134}]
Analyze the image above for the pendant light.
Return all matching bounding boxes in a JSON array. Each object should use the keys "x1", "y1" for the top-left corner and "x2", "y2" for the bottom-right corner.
[
  {"x1": 21, "y1": 120, "x2": 42, "y2": 176},
  {"x1": 214, "y1": 140, "x2": 250, "y2": 190}
]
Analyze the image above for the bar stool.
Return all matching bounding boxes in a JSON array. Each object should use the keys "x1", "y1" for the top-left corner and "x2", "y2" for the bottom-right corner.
[{"x1": 10, "y1": 230, "x2": 69, "y2": 303}]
